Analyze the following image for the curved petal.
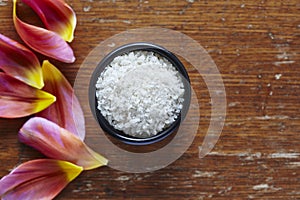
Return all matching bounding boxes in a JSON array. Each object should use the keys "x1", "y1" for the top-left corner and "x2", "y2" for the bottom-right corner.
[
  {"x1": 13, "y1": 0, "x2": 75, "y2": 63},
  {"x1": 19, "y1": 117, "x2": 108, "y2": 170},
  {"x1": 0, "y1": 33, "x2": 43, "y2": 89},
  {"x1": 37, "y1": 60, "x2": 85, "y2": 140},
  {"x1": 0, "y1": 73, "x2": 56, "y2": 118},
  {"x1": 22, "y1": 0, "x2": 76, "y2": 42},
  {"x1": 0, "y1": 159, "x2": 82, "y2": 200}
]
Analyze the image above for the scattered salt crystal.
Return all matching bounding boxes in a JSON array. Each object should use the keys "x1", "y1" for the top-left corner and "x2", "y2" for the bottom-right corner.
[
  {"x1": 275, "y1": 74, "x2": 282, "y2": 80},
  {"x1": 83, "y1": 6, "x2": 92, "y2": 12},
  {"x1": 268, "y1": 32, "x2": 275, "y2": 40},
  {"x1": 257, "y1": 74, "x2": 262, "y2": 79}
]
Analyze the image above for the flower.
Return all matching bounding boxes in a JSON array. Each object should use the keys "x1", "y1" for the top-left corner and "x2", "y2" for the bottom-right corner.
[
  {"x1": 0, "y1": 0, "x2": 108, "y2": 199},
  {"x1": 37, "y1": 61, "x2": 85, "y2": 140},
  {"x1": 19, "y1": 117, "x2": 108, "y2": 170},
  {"x1": 13, "y1": 0, "x2": 75, "y2": 63},
  {"x1": 0, "y1": 33, "x2": 43, "y2": 89},
  {"x1": 0, "y1": 73, "x2": 55, "y2": 118},
  {"x1": 22, "y1": 0, "x2": 77, "y2": 42},
  {"x1": 0, "y1": 159, "x2": 83, "y2": 200}
]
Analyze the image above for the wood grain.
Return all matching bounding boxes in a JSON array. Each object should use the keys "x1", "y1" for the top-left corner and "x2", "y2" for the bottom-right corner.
[{"x1": 1, "y1": 0, "x2": 300, "y2": 199}]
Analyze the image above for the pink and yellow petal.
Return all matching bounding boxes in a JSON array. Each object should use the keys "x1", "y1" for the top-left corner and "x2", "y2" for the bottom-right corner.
[
  {"x1": 19, "y1": 117, "x2": 108, "y2": 170},
  {"x1": 22, "y1": 0, "x2": 76, "y2": 42},
  {"x1": 0, "y1": 159, "x2": 83, "y2": 200},
  {"x1": 13, "y1": 0, "x2": 75, "y2": 63},
  {"x1": 0, "y1": 73, "x2": 56, "y2": 118},
  {"x1": 0, "y1": 33, "x2": 43, "y2": 89},
  {"x1": 37, "y1": 60, "x2": 85, "y2": 140}
]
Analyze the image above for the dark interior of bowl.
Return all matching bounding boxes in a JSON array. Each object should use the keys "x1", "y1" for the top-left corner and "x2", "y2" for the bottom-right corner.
[{"x1": 89, "y1": 42, "x2": 191, "y2": 145}]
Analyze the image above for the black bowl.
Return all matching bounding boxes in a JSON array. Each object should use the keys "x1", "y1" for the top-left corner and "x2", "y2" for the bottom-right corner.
[{"x1": 89, "y1": 42, "x2": 191, "y2": 145}]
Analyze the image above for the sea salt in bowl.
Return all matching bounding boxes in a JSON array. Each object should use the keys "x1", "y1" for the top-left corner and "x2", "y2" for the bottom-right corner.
[{"x1": 89, "y1": 42, "x2": 191, "y2": 145}]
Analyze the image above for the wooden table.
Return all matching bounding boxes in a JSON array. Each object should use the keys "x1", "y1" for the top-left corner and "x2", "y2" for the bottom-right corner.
[{"x1": 1, "y1": 0, "x2": 300, "y2": 199}]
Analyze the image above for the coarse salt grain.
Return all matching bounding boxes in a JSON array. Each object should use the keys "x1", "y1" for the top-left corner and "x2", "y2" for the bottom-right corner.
[{"x1": 95, "y1": 51, "x2": 185, "y2": 138}]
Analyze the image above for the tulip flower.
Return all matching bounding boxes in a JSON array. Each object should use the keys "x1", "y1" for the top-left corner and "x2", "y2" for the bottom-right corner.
[
  {"x1": 13, "y1": 0, "x2": 75, "y2": 63},
  {"x1": 0, "y1": 33, "x2": 43, "y2": 89},
  {"x1": 37, "y1": 61, "x2": 85, "y2": 140},
  {"x1": 22, "y1": 0, "x2": 77, "y2": 42},
  {"x1": 0, "y1": 73, "x2": 56, "y2": 118},
  {"x1": 0, "y1": 159, "x2": 83, "y2": 200},
  {"x1": 19, "y1": 117, "x2": 108, "y2": 170}
]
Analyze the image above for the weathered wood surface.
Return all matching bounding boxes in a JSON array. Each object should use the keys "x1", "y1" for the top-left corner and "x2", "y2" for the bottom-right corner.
[{"x1": 1, "y1": 0, "x2": 300, "y2": 199}]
